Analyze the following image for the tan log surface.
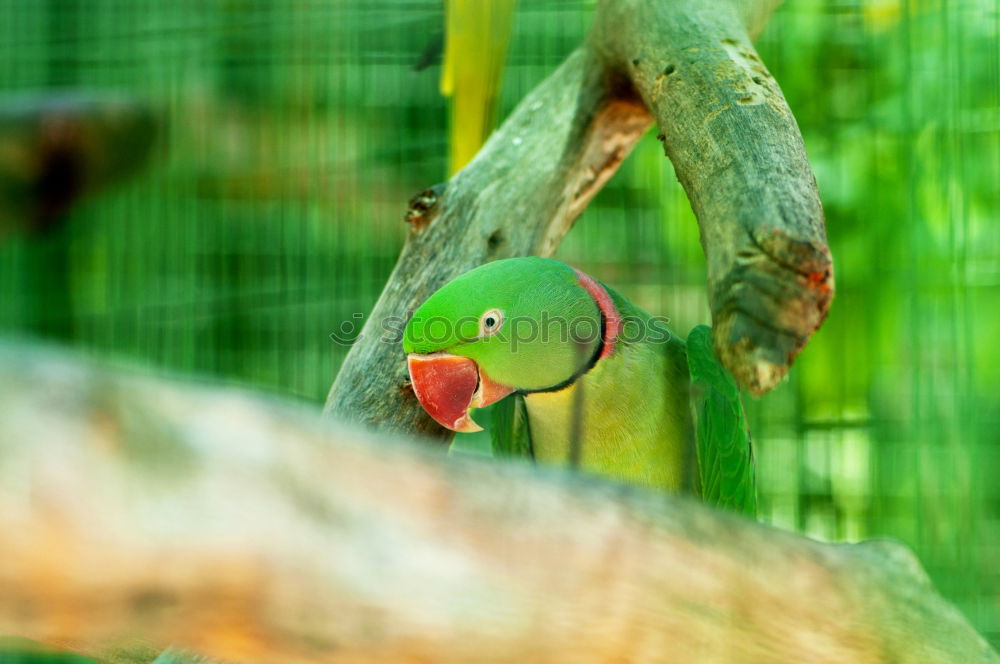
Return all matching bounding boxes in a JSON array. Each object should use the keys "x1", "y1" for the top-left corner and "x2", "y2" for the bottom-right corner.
[{"x1": 0, "y1": 341, "x2": 995, "y2": 664}]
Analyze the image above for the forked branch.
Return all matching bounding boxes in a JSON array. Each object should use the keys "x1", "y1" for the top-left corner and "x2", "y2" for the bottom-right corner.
[{"x1": 326, "y1": 0, "x2": 833, "y2": 437}]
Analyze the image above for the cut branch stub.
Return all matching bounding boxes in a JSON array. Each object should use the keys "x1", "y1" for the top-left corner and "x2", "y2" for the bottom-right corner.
[{"x1": 593, "y1": 0, "x2": 834, "y2": 394}]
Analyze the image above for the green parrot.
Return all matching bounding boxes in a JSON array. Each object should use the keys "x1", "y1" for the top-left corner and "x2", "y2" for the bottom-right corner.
[{"x1": 404, "y1": 257, "x2": 757, "y2": 515}]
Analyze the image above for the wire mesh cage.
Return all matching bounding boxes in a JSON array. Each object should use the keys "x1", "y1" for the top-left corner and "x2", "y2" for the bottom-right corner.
[{"x1": 0, "y1": 0, "x2": 997, "y2": 648}]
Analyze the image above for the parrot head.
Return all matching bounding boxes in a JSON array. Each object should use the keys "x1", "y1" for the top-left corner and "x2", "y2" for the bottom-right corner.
[{"x1": 403, "y1": 257, "x2": 612, "y2": 432}]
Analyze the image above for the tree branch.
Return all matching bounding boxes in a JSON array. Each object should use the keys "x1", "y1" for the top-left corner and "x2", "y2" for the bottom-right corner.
[
  {"x1": 326, "y1": 0, "x2": 832, "y2": 435},
  {"x1": 325, "y1": 48, "x2": 652, "y2": 436},
  {"x1": 0, "y1": 342, "x2": 995, "y2": 663},
  {"x1": 592, "y1": 0, "x2": 833, "y2": 394}
]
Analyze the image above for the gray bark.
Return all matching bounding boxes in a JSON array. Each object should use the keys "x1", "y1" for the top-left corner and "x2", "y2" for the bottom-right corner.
[{"x1": 593, "y1": 0, "x2": 833, "y2": 393}]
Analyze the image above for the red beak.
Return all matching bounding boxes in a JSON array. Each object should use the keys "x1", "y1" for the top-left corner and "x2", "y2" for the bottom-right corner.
[{"x1": 407, "y1": 353, "x2": 515, "y2": 432}]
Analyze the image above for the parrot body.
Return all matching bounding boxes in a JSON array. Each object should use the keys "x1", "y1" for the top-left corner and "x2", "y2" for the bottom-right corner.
[
  {"x1": 404, "y1": 257, "x2": 755, "y2": 513},
  {"x1": 523, "y1": 286, "x2": 691, "y2": 492}
]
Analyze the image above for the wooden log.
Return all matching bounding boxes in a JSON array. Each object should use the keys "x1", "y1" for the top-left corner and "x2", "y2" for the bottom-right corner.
[{"x1": 0, "y1": 341, "x2": 994, "y2": 663}]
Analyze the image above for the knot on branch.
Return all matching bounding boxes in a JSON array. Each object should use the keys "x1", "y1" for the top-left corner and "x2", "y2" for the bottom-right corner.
[{"x1": 404, "y1": 183, "x2": 446, "y2": 232}]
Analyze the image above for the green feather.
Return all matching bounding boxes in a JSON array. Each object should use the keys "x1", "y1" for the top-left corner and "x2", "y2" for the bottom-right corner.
[
  {"x1": 489, "y1": 392, "x2": 533, "y2": 459},
  {"x1": 686, "y1": 325, "x2": 757, "y2": 517}
]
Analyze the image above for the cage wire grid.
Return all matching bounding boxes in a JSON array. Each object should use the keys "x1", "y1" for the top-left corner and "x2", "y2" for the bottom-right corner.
[{"x1": 0, "y1": 0, "x2": 997, "y2": 646}]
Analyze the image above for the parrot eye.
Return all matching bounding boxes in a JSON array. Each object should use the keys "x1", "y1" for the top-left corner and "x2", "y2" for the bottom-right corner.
[{"x1": 480, "y1": 309, "x2": 504, "y2": 336}]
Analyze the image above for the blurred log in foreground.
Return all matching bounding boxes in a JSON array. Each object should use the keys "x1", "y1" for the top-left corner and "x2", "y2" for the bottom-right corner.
[{"x1": 0, "y1": 341, "x2": 995, "y2": 664}]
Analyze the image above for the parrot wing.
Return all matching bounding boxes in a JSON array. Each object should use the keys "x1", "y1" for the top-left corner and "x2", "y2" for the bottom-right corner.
[
  {"x1": 686, "y1": 325, "x2": 757, "y2": 517},
  {"x1": 490, "y1": 392, "x2": 534, "y2": 459}
]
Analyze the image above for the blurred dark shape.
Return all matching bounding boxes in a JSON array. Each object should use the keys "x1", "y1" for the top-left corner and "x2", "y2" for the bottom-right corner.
[
  {"x1": 0, "y1": 91, "x2": 159, "y2": 234},
  {"x1": 413, "y1": 32, "x2": 444, "y2": 71}
]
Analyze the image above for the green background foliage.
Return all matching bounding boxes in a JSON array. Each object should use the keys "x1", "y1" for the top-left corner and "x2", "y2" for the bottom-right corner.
[{"x1": 0, "y1": 0, "x2": 997, "y2": 647}]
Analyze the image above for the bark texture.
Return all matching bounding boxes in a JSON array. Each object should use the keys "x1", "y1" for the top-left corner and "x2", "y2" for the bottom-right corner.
[
  {"x1": 593, "y1": 0, "x2": 833, "y2": 393},
  {"x1": 325, "y1": 0, "x2": 833, "y2": 438},
  {"x1": 1, "y1": 342, "x2": 994, "y2": 664}
]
